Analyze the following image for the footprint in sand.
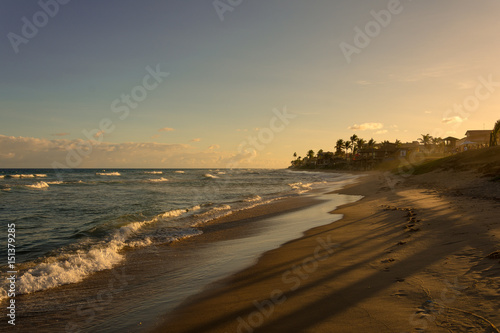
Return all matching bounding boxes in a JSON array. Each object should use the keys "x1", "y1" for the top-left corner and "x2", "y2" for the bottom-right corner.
[
  {"x1": 392, "y1": 290, "x2": 408, "y2": 297},
  {"x1": 381, "y1": 258, "x2": 396, "y2": 263}
]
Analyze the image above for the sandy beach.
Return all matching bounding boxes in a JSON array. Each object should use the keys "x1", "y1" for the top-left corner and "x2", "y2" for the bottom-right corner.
[{"x1": 154, "y1": 168, "x2": 500, "y2": 332}]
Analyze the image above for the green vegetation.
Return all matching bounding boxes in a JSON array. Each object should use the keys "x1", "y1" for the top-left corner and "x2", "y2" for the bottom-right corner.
[
  {"x1": 290, "y1": 119, "x2": 500, "y2": 172},
  {"x1": 410, "y1": 145, "x2": 500, "y2": 175},
  {"x1": 490, "y1": 119, "x2": 500, "y2": 146}
]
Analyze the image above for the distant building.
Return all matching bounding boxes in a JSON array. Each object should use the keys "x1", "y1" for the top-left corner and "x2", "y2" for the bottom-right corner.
[
  {"x1": 455, "y1": 129, "x2": 499, "y2": 151},
  {"x1": 355, "y1": 141, "x2": 421, "y2": 170},
  {"x1": 443, "y1": 136, "x2": 459, "y2": 152},
  {"x1": 398, "y1": 141, "x2": 421, "y2": 157},
  {"x1": 464, "y1": 130, "x2": 492, "y2": 146}
]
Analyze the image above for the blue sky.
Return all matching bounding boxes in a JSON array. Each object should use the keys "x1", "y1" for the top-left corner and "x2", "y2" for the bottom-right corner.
[{"x1": 1, "y1": 0, "x2": 500, "y2": 168}]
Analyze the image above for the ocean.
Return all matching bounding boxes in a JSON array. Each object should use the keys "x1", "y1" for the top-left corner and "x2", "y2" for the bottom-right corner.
[{"x1": 0, "y1": 168, "x2": 360, "y2": 332}]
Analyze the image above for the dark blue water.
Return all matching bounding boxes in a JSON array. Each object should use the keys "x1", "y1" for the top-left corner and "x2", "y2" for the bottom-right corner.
[{"x1": 0, "y1": 168, "x2": 352, "y2": 298}]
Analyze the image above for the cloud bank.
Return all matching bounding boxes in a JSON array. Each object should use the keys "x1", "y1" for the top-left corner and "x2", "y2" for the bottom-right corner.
[
  {"x1": 348, "y1": 123, "x2": 384, "y2": 131},
  {"x1": 0, "y1": 135, "x2": 271, "y2": 168}
]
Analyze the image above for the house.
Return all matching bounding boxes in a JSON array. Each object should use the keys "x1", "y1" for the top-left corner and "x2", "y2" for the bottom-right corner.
[
  {"x1": 443, "y1": 136, "x2": 459, "y2": 152},
  {"x1": 353, "y1": 142, "x2": 421, "y2": 170},
  {"x1": 398, "y1": 141, "x2": 421, "y2": 157},
  {"x1": 464, "y1": 130, "x2": 492, "y2": 147}
]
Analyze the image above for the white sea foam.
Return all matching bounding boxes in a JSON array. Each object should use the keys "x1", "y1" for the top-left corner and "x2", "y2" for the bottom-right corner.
[
  {"x1": 203, "y1": 173, "x2": 219, "y2": 179},
  {"x1": 192, "y1": 204, "x2": 232, "y2": 226},
  {"x1": 154, "y1": 205, "x2": 201, "y2": 221},
  {"x1": 288, "y1": 182, "x2": 313, "y2": 190},
  {"x1": 16, "y1": 242, "x2": 124, "y2": 295},
  {"x1": 217, "y1": 171, "x2": 226, "y2": 175},
  {"x1": 11, "y1": 174, "x2": 35, "y2": 178},
  {"x1": 35, "y1": 174, "x2": 47, "y2": 177},
  {"x1": 145, "y1": 171, "x2": 163, "y2": 174},
  {"x1": 243, "y1": 195, "x2": 262, "y2": 202},
  {"x1": 0, "y1": 175, "x2": 4, "y2": 179},
  {"x1": 47, "y1": 181, "x2": 64, "y2": 185},
  {"x1": 26, "y1": 182, "x2": 49, "y2": 189},
  {"x1": 10, "y1": 204, "x2": 203, "y2": 296},
  {"x1": 96, "y1": 172, "x2": 121, "y2": 176},
  {"x1": 287, "y1": 182, "x2": 314, "y2": 194},
  {"x1": 148, "y1": 177, "x2": 168, "y2": 182},
  {"x1": 174, "y1": 170, "x2": 185, "y2": 174}
]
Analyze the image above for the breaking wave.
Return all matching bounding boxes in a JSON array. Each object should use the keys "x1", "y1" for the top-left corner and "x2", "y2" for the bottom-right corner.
[
  {"x1": 96, "y1": 172, "x2": 121, "y2": 176},
  {"x1": 26, "y1": 182, "x2": 50, "y2": 189},
  {"x1": 148, "y1": 177, "x2": 168, "y2": 182},
  {"x1": 3, "y1": 205, "x2": 203, "y2": 297}
]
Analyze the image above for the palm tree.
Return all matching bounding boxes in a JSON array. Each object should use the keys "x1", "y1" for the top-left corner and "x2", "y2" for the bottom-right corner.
[
  {"x1": 316, "y1": 149, "x2": 324, "y2": 165},
  {"x1": 431, "y1": 137, "x2": 442, "y2": 145},
  {"x1": 293, "y1": 152, "x2": 297, "y2": 158},
  {"x1": 343, "y1": 141, "x2": 352, "y2": 160},
  {"x1": 335, "y1": 139, "x2": 344, "y2": 156},
  {"x1": 307, "y1": 150, "x2": 315, "y2": 159},
  {"x1": 356, "y1": 138, "x2": 366, "y2": 152},
  {"x1": 418, "y1": 134, "x2": 432, "y2": 148},
  {"x1": 394, "y1": 139, "x2": 402, "y2": 147},
  {"x1": 490, "y1": 119, "x2": 500, "y2": 146},
  {"x1": 350, "y1": 134, "x2": 358, "y2": 155},
  {"x1": 367, "y1": 138, "x2": 376, "y2": 148}
]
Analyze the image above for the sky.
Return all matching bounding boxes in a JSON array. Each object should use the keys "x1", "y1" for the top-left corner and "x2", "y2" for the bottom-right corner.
[{"x1": 1, "y1": 0, "x2": 500, "y2": 168}]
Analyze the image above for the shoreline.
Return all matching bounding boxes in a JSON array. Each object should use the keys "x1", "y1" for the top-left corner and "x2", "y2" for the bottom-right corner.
[
  {"x1": 1, "y1": 175, "x2": 361, "y2": 332},
  {"x1": 155, "y1": 171, "x2": 500, "y2": 332}
]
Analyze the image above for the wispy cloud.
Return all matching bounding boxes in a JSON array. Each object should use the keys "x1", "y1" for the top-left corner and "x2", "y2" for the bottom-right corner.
[
  {"x1": 51, "y1": 132, "x2": 70, "y2": 137},
  {"x1": 348, "y1": 122, "x2": 384, "y2": 131},
  {"x1": 388, "y1": 63, "x2": 469, "y2": 83},
  {"x1": 355, "y1": 80, "x2": 373, "y2": 86},
  {"x1": 375, "y1": 130, "x2": 388, "y2": 135},
  {"x1": 94, "y1": 130, "x2": 105, "y2": 138},
  {"x1": 190, "y1": 138, "x2": 201, "y2": 142},
  {"x1": 208, "y1": 144, "x2": 220, "y2": 150},
  {"x1": 0, "y1": 135, "x2": 193, "y2": 168},
  {"x1": 158, "y1": 127, "x2": 175, "y2": 132},
  {"x1": 442, "y1": 116, "x2": 464, "y2": 125}
]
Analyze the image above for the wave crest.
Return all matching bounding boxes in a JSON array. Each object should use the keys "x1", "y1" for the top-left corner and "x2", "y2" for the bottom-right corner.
[
  {"x1": 96, "y1": 172, "x2": 121, "y2": 176},
  {"x1": 26, "y1": 182, "x2": 49, "y2": 189}
]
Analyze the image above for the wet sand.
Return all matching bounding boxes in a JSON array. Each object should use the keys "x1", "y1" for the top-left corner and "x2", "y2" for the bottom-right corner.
[{"x1": 155, "y1": 171, "x2": 500, "y2": 332}]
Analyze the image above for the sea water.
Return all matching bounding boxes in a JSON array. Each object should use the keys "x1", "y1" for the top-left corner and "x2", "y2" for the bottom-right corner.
[{"x1": 0, "y1": 168, "x2": 359, "y2": 331}]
